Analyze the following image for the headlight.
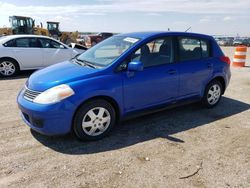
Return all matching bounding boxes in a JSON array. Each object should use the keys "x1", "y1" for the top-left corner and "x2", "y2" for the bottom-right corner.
[{"x1": 33, "y1": 84, "x2": 74, "y2": 104}]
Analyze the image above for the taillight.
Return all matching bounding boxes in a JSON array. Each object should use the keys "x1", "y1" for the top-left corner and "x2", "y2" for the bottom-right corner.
[{"x1": 220, "y1": 56, "x2": 231, "y2": 65}]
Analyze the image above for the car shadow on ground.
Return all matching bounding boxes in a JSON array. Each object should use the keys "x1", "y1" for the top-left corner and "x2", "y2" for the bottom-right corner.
[
  {"x1": 0, "y1": 70, "x2": 35, "y2": 80},
  {"x1": 31, "y1": 96, "x2": 250, "y2": 155}
]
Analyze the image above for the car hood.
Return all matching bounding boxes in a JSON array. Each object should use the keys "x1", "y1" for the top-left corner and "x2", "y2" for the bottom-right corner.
[{"x1": 27, "y1": 61, "x2": 101, "y2": 91}]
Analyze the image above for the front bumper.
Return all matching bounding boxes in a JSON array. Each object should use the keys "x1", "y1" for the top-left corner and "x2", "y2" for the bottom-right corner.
[{"x1": 17, "y1": 91, "x2": 76, "y2": 136}]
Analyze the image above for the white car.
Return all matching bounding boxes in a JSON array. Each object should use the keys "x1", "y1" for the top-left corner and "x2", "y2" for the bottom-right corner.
[{"x1": 0, "y1": 35, "x2": 81, "y2": 77}]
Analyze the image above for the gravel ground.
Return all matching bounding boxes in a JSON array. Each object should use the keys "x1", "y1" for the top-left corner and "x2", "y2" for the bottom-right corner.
[{"x1": 0, "y1": 47, "x2": 249, "y2": 188}]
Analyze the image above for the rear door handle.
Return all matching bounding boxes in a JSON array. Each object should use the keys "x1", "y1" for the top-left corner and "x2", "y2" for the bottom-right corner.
[{"x1": 167, "y1": 69, "x2": 177, "y2": 75}]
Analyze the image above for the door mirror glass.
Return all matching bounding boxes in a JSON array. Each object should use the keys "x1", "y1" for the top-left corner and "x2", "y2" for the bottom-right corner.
[{"x1": 128, "y1": 61, "x2": 143, "y2": 72}]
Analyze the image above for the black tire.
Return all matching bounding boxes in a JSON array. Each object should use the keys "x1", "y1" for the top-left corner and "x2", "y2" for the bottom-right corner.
[
  {"x1": 0, "y1": 58, "x2": 19, "y2": 77},
  {"x1": 202, "y1": 80, "x2": 223, "y2": 108},
  {"x1": 73, "y1": 99, "x2": 116, "y2": 141}
]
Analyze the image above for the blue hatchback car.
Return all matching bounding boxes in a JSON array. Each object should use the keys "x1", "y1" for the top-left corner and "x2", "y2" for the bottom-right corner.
[{"x1": 17, "y1": 32, "x2": 231, "y2": 140}]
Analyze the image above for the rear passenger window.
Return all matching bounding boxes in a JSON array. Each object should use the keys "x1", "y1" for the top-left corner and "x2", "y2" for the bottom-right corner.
[
  {"x1": 178, "y1": 37, "x2": 210, "y2": 61},
  {"x1": 16, "y1": 38, "x2": 30, "y2": 48}
]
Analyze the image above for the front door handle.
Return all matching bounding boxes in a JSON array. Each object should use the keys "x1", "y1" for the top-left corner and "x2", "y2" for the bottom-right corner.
[{"x1": 167, "y1": 69, "x2": 177, "y2": 75}]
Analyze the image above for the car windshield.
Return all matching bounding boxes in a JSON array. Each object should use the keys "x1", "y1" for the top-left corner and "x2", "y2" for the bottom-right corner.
[{"x1": 76, "y1": 36, "x2": 140, "y2": 67}]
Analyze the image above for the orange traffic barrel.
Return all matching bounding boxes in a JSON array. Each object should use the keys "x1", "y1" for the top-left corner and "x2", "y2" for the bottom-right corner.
[{"x1": 233, "y1": 45, "x2": 247, "y2": 67}]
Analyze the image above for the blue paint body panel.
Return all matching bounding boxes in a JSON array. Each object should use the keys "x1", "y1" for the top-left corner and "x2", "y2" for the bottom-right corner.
[{"x1": 17, "y1": 31, "x2": 231, "y2": 135}]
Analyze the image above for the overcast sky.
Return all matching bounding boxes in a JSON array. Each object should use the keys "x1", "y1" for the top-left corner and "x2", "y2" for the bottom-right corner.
[{"x1": 0, "y1": 0, "x2": 250, "y2": 36}]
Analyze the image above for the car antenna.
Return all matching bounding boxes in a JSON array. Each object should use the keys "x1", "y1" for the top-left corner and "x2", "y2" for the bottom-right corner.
[{"x1": 185, "y1": 27, "x2": 191, "y2": 32}]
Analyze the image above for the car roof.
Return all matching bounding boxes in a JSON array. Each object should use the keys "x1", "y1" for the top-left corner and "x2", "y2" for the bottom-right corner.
[
  {"x1": 0, "y1": 35, "x2": 66, "y2": 46},
  {"x1": 117, "y1": 31, "x2": 213, "y2": 40},
  {"x1": 0, "y1": 34, "x2": 55, "y2": 40},
  {"x1": 0, "y1": 35, "x2": 58, "y2": 42}
]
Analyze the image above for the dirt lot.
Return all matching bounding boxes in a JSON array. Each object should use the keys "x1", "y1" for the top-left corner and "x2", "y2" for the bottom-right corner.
[{"x1": 0, "y1": 47, "x2": 249, "y2": 188}]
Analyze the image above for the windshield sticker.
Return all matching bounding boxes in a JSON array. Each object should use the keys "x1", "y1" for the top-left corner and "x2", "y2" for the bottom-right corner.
[{"x1": 123, "y1": 37, "x2": 139, "y2": 43}]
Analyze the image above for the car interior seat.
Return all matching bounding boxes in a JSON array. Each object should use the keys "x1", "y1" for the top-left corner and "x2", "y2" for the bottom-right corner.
[
  {"x1": 151, "y1": 43, "x2": 171, "y2": 66},
  {"x1": 29, "y1": 40, "x2": 38, "y2": 48},
  {"x1": 192, "y1": 47, "x2": 202, "y2": 59},
  {"x1": 140, "y1": 45, "x2": 150, "y2": 66}
]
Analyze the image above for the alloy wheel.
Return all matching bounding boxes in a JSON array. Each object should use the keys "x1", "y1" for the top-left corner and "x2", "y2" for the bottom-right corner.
[{"x1": 0, "y1": 61, "x2": 16, "y2": 76}]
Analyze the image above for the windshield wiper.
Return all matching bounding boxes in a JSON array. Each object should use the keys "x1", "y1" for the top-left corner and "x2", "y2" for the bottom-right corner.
[
  {"x1": 73, "y1": 59, "x2": 85, "y2": 66},
  {"x1": 75, "y1": 58, "x2": 97, "y2": 69}
]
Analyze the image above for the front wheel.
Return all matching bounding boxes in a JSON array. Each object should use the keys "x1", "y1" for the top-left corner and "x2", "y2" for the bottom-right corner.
[
  {"x1": 73, "y1": 99, "x2": 116, "y2": 141},
  {"x1": 202, "y1": 80, "x2": 222, "y2": 108}
]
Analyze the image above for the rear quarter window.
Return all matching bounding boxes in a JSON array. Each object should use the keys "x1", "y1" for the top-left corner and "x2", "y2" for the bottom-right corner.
[
  {"x1": 3, "y1": 39, "x2": 15, "y2": 47},
  {"x1": 201, "y1": 40, "x2": 210, "y2": 58}
]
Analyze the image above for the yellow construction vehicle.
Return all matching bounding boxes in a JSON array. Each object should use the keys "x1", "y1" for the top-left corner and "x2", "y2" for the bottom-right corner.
[
  {"x1": 0, "y1": 15, "x2": 49, "y2": 36},
  {"x1": 0, "y1": 27, "x2": 11, "y2": 35},
  {"x1": 0, "y1": 16, "x2": 34, "y2": 35},
  {"x1": 34, "y1": 23, "x2": 49, "y2": 36},
  {"x1": 46, "y1": 21, "x2": 78, "y2": 44},
  {"x1": 47, "y1": 21, "x2": 61, "y2": 39},
  {"x1": 0, "y1": 16, "x2": 78, "y2": 44}
]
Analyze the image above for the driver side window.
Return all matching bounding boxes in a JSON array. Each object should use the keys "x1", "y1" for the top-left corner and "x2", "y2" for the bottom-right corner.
[
  {"x1": 131, "y1": 37, "x2": 174, "y2": 68},
  {"x1": 39, "y1": 38, "x2": 65, "y2": 49}
]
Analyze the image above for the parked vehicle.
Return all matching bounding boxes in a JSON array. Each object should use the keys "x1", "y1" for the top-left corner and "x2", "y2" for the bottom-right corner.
[
  {"x1": 217, "y1": 38, "x2": 234, "y2": 46},
  {"x1": 0, "y1": 16, "x2": 34, "y2": 35},
  {"x1": 233, "y1": 39, "x2": 244, "y2": 46},
  {"x1": 84, "y1": 32, "x2": 113, "y2": 48},
  {"x1": 242, "y1": 38, "x2": 250, "y2": 47},
  {"x1": 0, "y1": 35, "x2": 80, "y2": 77},
  {"x1": 17, "y1": 31, "x2": 231, "y2": 141},
  {"x1": 46, "y1": 21, "x2": 61, "y2": 39}
]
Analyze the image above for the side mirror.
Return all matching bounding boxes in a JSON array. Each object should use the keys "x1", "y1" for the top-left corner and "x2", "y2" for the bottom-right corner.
[
  {"x1": 127, "y1": 61, "x2": 143, "y2": 72},
  {"x1": 59, "y1": 44, "x2": 65, "y2": 49}
]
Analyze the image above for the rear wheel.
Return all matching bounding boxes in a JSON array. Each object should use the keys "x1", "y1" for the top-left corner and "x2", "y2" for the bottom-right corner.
[
  {"x1": 73, "y1": 99, "x2": 116, "y2": 141},
  {"x1": 0, "y1": 59, "x2": 19, "y2": 77},
  {"x1": 202, "y1": 80, "x2": 222, "y2": 108}
]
